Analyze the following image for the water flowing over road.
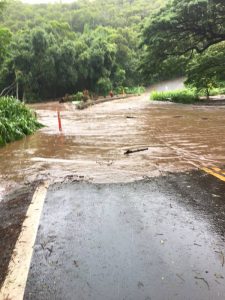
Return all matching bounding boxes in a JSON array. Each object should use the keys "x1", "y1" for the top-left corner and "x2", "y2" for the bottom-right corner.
[{"x1": 1, "y1": 78, "x2": 225, "y2": 195}]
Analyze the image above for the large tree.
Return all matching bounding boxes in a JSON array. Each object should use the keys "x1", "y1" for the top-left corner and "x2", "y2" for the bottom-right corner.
[
  {"x1": 142, "y1": 0, "x2": 225, "y2": 70},
  {"x1": 185, "y1": 42, "x2": 225, "y2": 97}
]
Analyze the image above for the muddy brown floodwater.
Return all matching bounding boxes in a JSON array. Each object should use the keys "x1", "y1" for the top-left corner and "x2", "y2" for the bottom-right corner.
[{"x1": 1, "y1": 78, "x2": 225, "y2": 200}]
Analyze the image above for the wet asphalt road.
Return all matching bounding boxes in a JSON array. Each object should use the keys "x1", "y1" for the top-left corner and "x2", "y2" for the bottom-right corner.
[{"x1": 24, "y1": 171, "x2": 225, "y2": 300}]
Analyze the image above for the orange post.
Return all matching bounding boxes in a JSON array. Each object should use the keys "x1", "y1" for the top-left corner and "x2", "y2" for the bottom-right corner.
[{"x1": 57, "y1": 111, "x2": 62, "y2": 131}]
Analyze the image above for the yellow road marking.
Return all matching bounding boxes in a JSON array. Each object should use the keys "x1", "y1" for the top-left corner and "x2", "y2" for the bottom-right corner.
[
  {"x1": 212, "y1": 166, "x2": 223, "y2": 173},
  {"x1": 202, "y1": 167, "x2": 225, "y2": 182},
  {"x1": 211, "y1": 166, "x2": 225, "y2": 176},
  {"x1": 0, "y1": 181, "x2": 49, "y2": 300}
]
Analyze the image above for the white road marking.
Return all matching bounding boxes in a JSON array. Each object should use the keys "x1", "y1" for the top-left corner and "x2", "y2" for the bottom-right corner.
[{"x1": 0, "y1": 181, "x2": 49, "y2": 300}]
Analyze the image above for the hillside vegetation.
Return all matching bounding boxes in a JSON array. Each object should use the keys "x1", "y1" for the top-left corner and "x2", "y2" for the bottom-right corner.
[
  {"x1": 1, "y1": 0, "x2": 225, "y2": 103},
  {"x1": 0, "y1": 0, "x2": 166, "y2": 101}
]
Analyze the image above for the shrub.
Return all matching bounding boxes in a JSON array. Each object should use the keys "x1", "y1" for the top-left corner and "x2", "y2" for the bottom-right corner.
[
  {"x1": 96, "y1": 78, "x2": 112, "y2": 97},
  {"x1": 151, "y1": 89, "x2": 199, "y2": 104},
  {"x1": 0, "y1": 96, "x2": 42, "y2": 146},
  {"x1": 114, "y1": 86, "x2": 145, "y2": 95},
  {"x1": 72, "y1": 92, "x2": 83, "y2": 102},
  {"x1": 208, "y1": 87, "x2": 225, "y2": 96},
  {"x1": 124, "y1": 86, "x2": 145, "y2": 95},
  {"x1": 114, "y1": 86, "x2": 124, "y2": 95}
]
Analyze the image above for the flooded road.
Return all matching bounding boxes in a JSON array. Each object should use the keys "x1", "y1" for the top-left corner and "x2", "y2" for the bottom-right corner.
[
  {"x1": 1, "y1": 78, "x2": 225, "y2": 197},
  {"x1": 1, "y1": 78, "x2": 225, "y2": 299}
]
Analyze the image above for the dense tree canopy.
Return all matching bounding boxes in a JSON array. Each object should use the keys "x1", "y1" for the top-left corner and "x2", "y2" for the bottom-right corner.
[
  {"x1": 185, "y1": 42, "x2": 225, "y2": 96},
  {"x1": 141, "y1": 0, "x2": 225, "y2": 93},
  {"x1": 0, "y1": 0, "x2": 166, "y2": 101},
  {"x1": 142, "y1": 0, "x2": 225, "y2": 60},
  {"x1": 1, "y1": 0, "x2": 225, "y2": 100}
]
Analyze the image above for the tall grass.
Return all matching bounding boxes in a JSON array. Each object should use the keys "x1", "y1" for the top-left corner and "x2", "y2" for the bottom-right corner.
[
  {"x1": 0, "y1": 96, "x2": 42, "y2": 146},
  {"x1": 208, "y1": 87, "x2": 225, "y2": 96},
  {"x1": 151, "y1": 89, "x2": 199, "y2": 104}
]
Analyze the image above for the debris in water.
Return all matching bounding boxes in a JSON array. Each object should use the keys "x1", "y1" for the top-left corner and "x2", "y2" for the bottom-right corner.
[{"x1": 124, "y1": 148, "x2": 148, "y2": 155}]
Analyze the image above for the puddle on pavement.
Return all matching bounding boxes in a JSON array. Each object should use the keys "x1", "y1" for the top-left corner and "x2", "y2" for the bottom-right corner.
[{"x1": 1, "y1": 78, "x2": 225, "y2": 198}]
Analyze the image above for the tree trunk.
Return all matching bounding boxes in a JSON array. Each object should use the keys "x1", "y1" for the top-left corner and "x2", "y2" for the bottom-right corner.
[
  {"x1": 23, "y1": 91, "x2": 26, "y2": 103},
  {"x1": 16, "y1": 81, "x2": 19, "y2": 99},
  {"x1": 206, "y1": 88, "x2": 210, "y2": 100}
]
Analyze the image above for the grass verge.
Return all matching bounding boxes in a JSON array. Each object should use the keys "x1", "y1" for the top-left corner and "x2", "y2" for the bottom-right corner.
[{"x1": 151, "y1": 89, "x2": 199, "y2": 104}]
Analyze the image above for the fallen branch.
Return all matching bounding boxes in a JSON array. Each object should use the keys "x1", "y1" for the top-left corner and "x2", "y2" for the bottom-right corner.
[{"x1": 124, "y1": 148, "x2": 148, "y2": 155}]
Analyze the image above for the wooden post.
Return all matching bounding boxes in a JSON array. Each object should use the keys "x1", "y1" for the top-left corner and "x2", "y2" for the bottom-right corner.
[{"x1": 57, "y1": 111, "x2": 62, "y2": 131}]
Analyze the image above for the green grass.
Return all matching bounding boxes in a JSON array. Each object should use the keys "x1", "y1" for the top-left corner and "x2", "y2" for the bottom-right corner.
[
  {"x1": 114, "y1": 86, "x2": 145, "y2": 95},
  {"x1": 151, "y1": 89, "x2": 199, "y2": 104},
  {"x1": 208, "y1": 87, "x2": 225, "y2": 96},
  {"x1": 0, "y1": 96, "x2": 43, "y2": 146}
]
